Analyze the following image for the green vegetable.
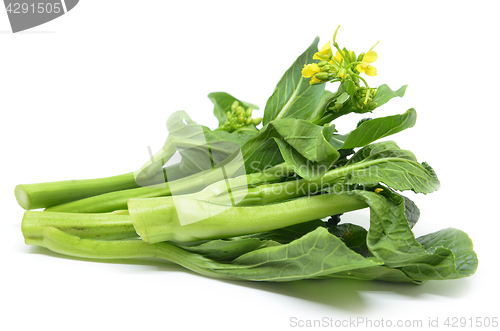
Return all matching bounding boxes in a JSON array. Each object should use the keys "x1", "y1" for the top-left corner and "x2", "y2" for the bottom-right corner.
[{"x1": 17, "y1": 26, "x2": 477, "y2": 285}]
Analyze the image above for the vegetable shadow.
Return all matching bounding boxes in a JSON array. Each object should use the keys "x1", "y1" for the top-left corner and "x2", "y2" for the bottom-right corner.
[
  {"x1": 218, "y1": 277, "x2": 472, "y2": 312},
  {"x1": 29, "y1": 245, "x2": 472, "y2": 312},
  {"x1": 28, "y1": 246, "x2": 195, "y2": 275}
]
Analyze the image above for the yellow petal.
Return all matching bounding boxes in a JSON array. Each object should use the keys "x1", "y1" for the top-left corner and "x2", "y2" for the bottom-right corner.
[
  {"x1": 363, "y1": 51, "x2": 378, "y2": 63},
  {"x1": 320, "y1": 42, "x2": 331, "y2": 52},
  {"x1": 356, "y1": 64, "x2": 365, "y2": 73},
  {"x1": 313, "y1": 53, "x2": 329, "y2": 60},
  {"x1": 313, "y1": 42, "x2": 333, "y2": 60},
  {"x1": 310, "y1": 75, "x2": 321, "y2": 84},
  {"x1": 365, "y1": 65, "x2": 377, "y2": 76},
  {"x1": 335, "y1": 50, "x2": 345, "y2": 63},
  {"x1": 301, "y1": 63, "x2": 320, "y2": 78}
]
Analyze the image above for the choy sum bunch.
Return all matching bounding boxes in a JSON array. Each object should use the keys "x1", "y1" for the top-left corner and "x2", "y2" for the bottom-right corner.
[{"x1": 17, "y1": 26, "x2": 477, "y2": 284}]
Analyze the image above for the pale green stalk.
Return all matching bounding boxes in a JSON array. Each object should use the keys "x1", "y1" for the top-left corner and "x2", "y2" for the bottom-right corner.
[
  {"x1": 37, "y1": 227, "x2": 235, "y2": 280},
  {"x1": 128, "y1": 192, "x2": 368, "y2": 243}
]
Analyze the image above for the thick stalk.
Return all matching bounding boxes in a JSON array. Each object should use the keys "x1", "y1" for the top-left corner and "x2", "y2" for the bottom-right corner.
[
  {"x1": 15, "y1": 141, "x2": 179, "y2": 211},
  {"x1": 45, "y1": 186, "x2": 172, "y2": 213},
  {"x1": 15, "y1": 162, "x2": 186, "y2": 211},
  {"x1": 15, "y1": 172, "x2": 139, "y2": 211},
  {"x1": 22, "y1": 210, "x2": 136, "y2": 245},
  {"x1": 203, "y1": 157, "x2": 391, "y2": 206},
  {"x1": 37, "y1": 227, "x2": 237, "y2": 280},
  {"x1": 128, "y1": 192, "x2": 368, "y2": 243},
  {"x1": 46, "y1": 158, "x2": 292, "y2": 213}
]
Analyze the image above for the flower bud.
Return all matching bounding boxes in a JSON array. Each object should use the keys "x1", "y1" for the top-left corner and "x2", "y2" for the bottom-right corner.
[
  {"x1": 226, "y1": 111, "x2": 233, "y2": 120},
  {"x1": 348, "y1": 50, "x2": 356, "y2": 63},
  {"x1": 320, "y1": 65, "x2": 332, "y2": 72},
  {"x1": 246, "y1": 117, "x2": 253, "y2": 125},
  {"x1": 231, "y1": 100, "x2": 239, "y2": 111},
  {"x1": 238, "y1": 116, "x2": 245, "y2": 123},
  {"x1": 337, "y1": 68, "x2": 347, "y2": 79},
  {"x1": 318, "y1": 60, "x2": 328, "y2": 67},
  {"x1": 357, "y1": 52, "x2": 365, "y2": 62},
  {"x1": 315, "y1": 72, "x2": 329, "y2": 81},
  {"x1": 253, "y1": 117, "x2": 262, "y2": 126},
  {"x1": 245, "y1": 107, "x2": 253, "y2": 117}
]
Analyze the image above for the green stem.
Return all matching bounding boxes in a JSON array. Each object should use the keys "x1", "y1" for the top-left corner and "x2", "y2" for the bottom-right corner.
[
  {"x1": 346, "y1": 61, "x2": 361, "y2": 69},
  {"x1": 44, "y1": 186, "x2": 172, "y2": 213},
  {"x1": 128, "y1": 192, "x2": 368, "y2": 243},
  {"x1": 15, "y1": 144, "x2": 182, "y2": 211},
  {"x1": 38, "y1": 227, "x2": 237, "y2": 280},
  {"x1": 333, "y1": 43, "x2": 349, "y2": 64},
  {"x1": 22, "y1": 210, "x2": 136, "y2": 246},
  {"x1": 204, "y1": 162, "x2": 349, "y2": 206},
  {"x1": 45, "y1": 153, "x2": 288, "y2": 213},
  {"x1": 333, "y1": 25, "x2": 341, "y2": 44},
  {"x1": 369, "y1": 40, "x2": 380, "y2": 52},
  {"x1": 15, "y1": 172, "x2": 140, "y2": 210},
  {"x1": 352, "y1": 73, "x2": 369, "y2": 88}
]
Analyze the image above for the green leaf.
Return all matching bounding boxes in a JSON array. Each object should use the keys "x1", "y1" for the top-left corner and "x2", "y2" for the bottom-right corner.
[
  {"x1": 263, "y1": 37, "x2": 326, "y2": 125},
  {"x1": 319, "y1": 265, "x2": 421, "y2": 283},
  {"x1": 317, "y1": 84, "x2": 406, "y2": 124},
  {"x1": 343, "y1": 141, "x2": 440, "y2": 194},
  {"x1": 328, "y1": 223, "x2": 369, "y2": 257},
  {"x1": 305, "y1": 89, "x2": 336, "y2": 124},
  {"x1": 372, "y1": 84, "x2": 408, "y2": 108},
  {"x1": 243, "y1": 220, "x2": 326, "y2": 244},
  {"x1": 214, "y1": 227, "x2": 382, "y2": 281},
  {"x1": 416, "y1": 228, "x2": 478, "y2": 278},
  {"x1": 344, "y1": 79, "x2": 356, "y2": 96},
  {"x1": 163, "y1": 111, "x2": 256, "y2": 176},
  {"x1": 355, "y1": 191, "x2": 478, "y2": 280},
  {"x1": 241, "y1": 118, "x2": 340, "y2": 180},
  {"x1": 378, "y1": 188, "x2": 421, "y2": 229},
  {"x1": 342, "y1": 108, "x2": 417, "y2": 149},
  {"x1": 208, "y1": 92, "x2": 259, "y2": 127},
  {"x1": 402, "y1": 196, "x2": 420, "y2": 229},
  {"x1": 175, "y1": 237, "x2": 279, "y2": 262}
]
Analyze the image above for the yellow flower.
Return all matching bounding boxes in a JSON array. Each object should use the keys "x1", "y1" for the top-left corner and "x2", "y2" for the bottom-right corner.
[
  {"x1": 356, "y1": 51, "x2": 378, "y2": 76},
  {"x1": 313, "y1": 42, "x2": 333, "y2": 60},
  {"x1": 301, "y1": 63, "x2": 320, "y2": 78}
]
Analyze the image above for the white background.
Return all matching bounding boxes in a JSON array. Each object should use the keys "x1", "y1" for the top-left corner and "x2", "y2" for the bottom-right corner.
[{"x1": 2, "y1": 1, "x2": 499, "y2": 330}]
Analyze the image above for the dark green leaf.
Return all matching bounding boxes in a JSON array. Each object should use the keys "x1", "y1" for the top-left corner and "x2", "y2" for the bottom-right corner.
[
  {"x1": 305, "y1": 90, "x2": 336, "y2": 124},
  {"x1": 263, "y1": 37, "x2": 326, "y2": 125},
  {"x1": 342, "y1": 108, "x2": 417, "y2": 149},
  {"x1": 241, "y1": 118, "x2": 340, "y2": 180},
  {"x1": 372, "y1": 84, "x2": 408, "y2": 108},
  {"x1": 175, "y1": 237, "x2": 279, "y2": 262},
  {"x1": 343, "y1": 141, "x2": 440, "y2": 194},
  {"x1": 214, "y1": 227, "x2": 382, "y2": 281},
  {"x1": 243, "y1": 219, "x2": 326, "y2": 244},
  {"x1": 328, "y1": 223, "x2": 369, "y2": 257},
  {"x1": 355, "y1": 190, "x2": 478, "y2": 280},
  {"x1": 319, "y1": 265, "x2": 421, "y2": 283}
]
